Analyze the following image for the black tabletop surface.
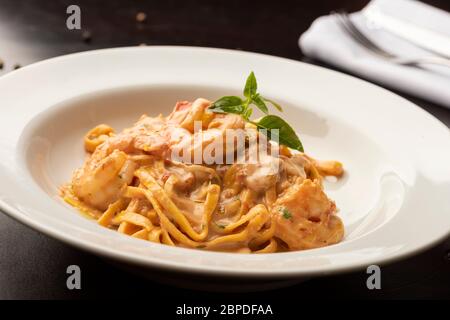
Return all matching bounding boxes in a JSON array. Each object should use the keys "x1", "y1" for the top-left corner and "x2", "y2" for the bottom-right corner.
[{"x1": 1, "y1": 0, "x2": 449, "y2": 301}]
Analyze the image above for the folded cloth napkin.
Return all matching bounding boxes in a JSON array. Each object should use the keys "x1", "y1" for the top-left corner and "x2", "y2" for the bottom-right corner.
[{"x1": 299, "y1": 0, "x2": 450, "y2": 108}]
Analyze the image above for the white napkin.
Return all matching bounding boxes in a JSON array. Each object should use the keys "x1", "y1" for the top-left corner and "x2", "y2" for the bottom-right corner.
[{"x1": 299, "y1": 0, "x2": 450, "y2": 108}]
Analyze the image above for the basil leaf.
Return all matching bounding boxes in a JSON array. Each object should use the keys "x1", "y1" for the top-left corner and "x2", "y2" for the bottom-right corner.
[
  {"x1": 256, "y1": 115, "x2": 304, "y2": 152},
  {"x1": 243, "y1": 71, "x2": 257, "y2": 98},
  {"x1": 243, "y1": 107, "x2": 253, "y2": 120},
  {"x1": 209, "y1": 96, "x2": 245, "y2": 115},
  {"x1": 263, "y1": 97, "x2": 283, "y2": 112},
  {"x1": 252, "y1": 94, "x2": 269, "y2": 114},
  {"x1": 211, "y1": 72, "x2": 302, "y2": 152}
]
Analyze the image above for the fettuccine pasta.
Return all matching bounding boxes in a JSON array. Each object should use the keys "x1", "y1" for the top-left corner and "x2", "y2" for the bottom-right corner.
[{"x1": 61, "y1": 98, "x2": 344, "y2": 253}]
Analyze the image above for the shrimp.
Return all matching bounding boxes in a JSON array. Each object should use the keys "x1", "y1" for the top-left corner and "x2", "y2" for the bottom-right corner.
[
  {"x1": 72, "y1": 149, "x2": 137, "y2": 211},
  {"x1": 240, "y1": 154, "x2": 281, "y2": 193},
  {"x1": 273, "y1": 178, "x2": 343, "y2": 250},
  {"x1": 168, "y1": 98, "x2": 214, "y2": 132},
  {"x1": 168, "y1": 99, "x2": 245, "y2": 163}
]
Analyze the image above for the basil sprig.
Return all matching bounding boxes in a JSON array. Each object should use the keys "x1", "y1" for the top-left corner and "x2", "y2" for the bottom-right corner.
[{"x1": 209, "y1": 72, "x2": 304, "y2": 152}]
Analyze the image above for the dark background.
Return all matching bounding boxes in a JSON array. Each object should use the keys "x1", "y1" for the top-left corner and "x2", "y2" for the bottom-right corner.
[{"x1": 0, "y1": 0, "x2": 449, "y2": 301}]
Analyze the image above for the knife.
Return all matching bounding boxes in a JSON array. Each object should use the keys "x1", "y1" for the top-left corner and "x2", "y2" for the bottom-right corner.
[{"x1": 363, "y1": 6, "x2": 450, "y2": 59}]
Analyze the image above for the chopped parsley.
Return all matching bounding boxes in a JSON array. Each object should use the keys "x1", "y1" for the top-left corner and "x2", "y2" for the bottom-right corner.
[
  {"x1": 215, "y1": 222, "x2": 226, "y2": 229},
  {"x1": 279, "y1": 207, "x2": 292, "y2": 220}
]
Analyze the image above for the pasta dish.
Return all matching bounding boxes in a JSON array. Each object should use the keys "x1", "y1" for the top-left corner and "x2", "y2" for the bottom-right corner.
[{"x1": 61, "y1": 96, "x2": 344, "y2": 253}]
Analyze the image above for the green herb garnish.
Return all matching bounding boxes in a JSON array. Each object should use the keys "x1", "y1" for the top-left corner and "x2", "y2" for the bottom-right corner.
[
  {"x1": 279, "y1": 207, "x2": 292, "y2": 220},
  {"x1": 209, "y1": 72, "x2": 303, "y2": 152},
  {"x1": 215, "y1": 222, "x2": 226, "y2": 229}
]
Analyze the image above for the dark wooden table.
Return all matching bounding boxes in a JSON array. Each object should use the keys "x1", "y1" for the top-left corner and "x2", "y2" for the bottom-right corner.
[{"x1": 1, "y1": 0, "x2": 449, "y2": 301}]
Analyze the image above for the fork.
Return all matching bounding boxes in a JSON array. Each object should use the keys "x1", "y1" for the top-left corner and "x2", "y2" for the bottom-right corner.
[{"x1": 333, "y1": 12, "x2": 450, "y2": 68}]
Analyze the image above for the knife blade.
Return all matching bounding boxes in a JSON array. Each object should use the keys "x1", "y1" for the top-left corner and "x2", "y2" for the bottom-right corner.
[{"x1": 363, "y1": 6, "x2": 450, "y2": 59}]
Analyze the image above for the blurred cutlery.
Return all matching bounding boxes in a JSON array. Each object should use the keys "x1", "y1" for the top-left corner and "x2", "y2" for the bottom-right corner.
[{"x1": 334, "y1": 12, "x2": 450, "y2": 68}]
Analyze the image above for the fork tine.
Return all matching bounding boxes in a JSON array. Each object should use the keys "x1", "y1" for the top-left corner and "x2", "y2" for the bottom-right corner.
[
  {"x1": 333, "y1": 11, "x2": 395, "y2": 58},
  {"x1": 339, "y1": 13, "x2": 392, "y2": 56},
  {"x1": 335, "y1": 12, "x2": 384, "y2": 53},
  {"x1": 334, "y1": 12, "x2": 379, "y2": 51}
]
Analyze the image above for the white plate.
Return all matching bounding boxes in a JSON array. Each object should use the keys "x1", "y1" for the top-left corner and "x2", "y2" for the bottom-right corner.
[{"x1": 1, "y1": 46, "x2": 449, "y2": 280}]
